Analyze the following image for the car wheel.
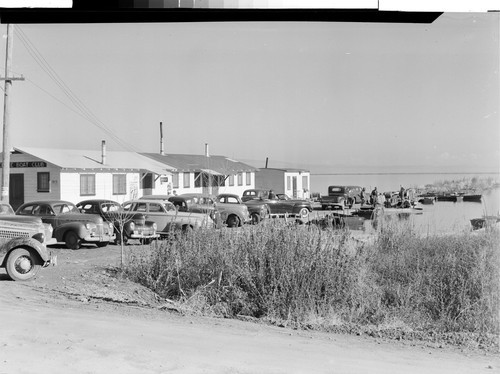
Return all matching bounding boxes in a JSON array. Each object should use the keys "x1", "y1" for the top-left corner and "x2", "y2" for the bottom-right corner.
[
  {"x1": 96, "y1": 242, "x2": 108, "y2": 248},
  {"x1": 226, "y1": 215, "x2": 240, "y2": 228},
  {"x1": 251, "y1": 212, "x2": 261, "y2": 224},
  {"x1": 298, "y1": 208, "x2": 310, "y2": 218},
  {"x1": 5, "y1": 248, "x2": 41, "y2": 281},
  {"x1": 65, "y1": 231, "x2": 81, "y2": 250}
]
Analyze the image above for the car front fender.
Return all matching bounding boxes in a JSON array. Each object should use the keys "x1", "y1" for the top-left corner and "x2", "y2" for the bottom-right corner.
[
  {"x1": 53, "y1": 222, "x2": 90, "y2": 242},
  {"x1": 0, "y1": 237, "x2": 50, "y2": 267}
]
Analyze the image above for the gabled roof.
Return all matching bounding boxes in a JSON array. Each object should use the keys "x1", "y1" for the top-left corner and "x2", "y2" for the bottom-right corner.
[
  {"x1": 14, "y1": 146, "x2": 174, "y2": 175},
  {"x1": 142, "y1": 153, "x2": 258, "y2": 174}
]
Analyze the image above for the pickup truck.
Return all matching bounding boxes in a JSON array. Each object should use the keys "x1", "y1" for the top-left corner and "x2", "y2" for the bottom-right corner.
[{"x1": 320, "y1": 185, "x2": 362, "y2": 210}]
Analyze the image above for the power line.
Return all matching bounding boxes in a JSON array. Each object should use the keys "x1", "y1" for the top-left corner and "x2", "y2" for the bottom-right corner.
[{"x1": 15, "y1": 26, "x2": 143, "y2": 153}]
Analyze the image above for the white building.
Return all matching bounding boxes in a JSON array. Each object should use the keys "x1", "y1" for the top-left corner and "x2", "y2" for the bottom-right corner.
[
  {"x1": 254, "y1": 167, "x2": 311, "y2": 199},
  {"x1": 5, "y1": 144, "x2": 174, "y2": 209},
  {"x1": 142, "y1": 152, "x2": 258, "y2": 197}
]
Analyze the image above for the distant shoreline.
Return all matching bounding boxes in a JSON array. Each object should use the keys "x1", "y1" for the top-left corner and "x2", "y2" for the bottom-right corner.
[{"x1": 312, "y1": 172, "x2": 500, "y2": 176}]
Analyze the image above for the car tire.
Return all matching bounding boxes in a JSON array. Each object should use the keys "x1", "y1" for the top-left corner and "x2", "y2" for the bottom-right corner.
[
  {"x1": 226, "y1": 215, "x2": 240, "y2": 228},
  {"x1": 251, "y1": 212, "x2": 261, "y2": 224},
  {"x1": 298, "y1": 208, "x2": 310, "y2": 218},
  {"x1": 96, "y1": 242, "x2": 108, "y2": 248},
  {"x1": 5, "y1": 248, "x2": 41, "y2": 281},
  {"x1": 65, "y1": 231, "x2": 81, "y2": 250}
]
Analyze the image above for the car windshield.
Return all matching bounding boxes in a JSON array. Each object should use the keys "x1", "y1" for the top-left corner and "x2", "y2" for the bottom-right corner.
[
  {"x1": 53, "y1": 203, "x2": 79, "y2": 214},
  {"x1": 329, "y1": 187, "x2": 344, "y2": 193},
  {"x1": 0, "y1": 204, "x2": 14, "y2": 214},
  {"x1": 101, "y1": 202, "x2": 121, "y2": 213},
  {"x1": 162, "y1": 202, "x2": 177, "y2": 212}
]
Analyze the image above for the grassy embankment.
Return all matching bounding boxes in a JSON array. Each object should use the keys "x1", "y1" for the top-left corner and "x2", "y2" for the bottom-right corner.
[{"x1": 122, "y1": 219, "x2": 499, "y2": 350}]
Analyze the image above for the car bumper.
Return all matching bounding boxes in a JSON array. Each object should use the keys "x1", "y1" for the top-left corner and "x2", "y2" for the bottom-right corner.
[
  {"x1": 128, "y1": 231, "x2": 159, "y2": 240},
  {"x1": 83, "y1": 234, "x2": 115, "y2": 243},
  {"x1": 43, "y1": 252, "x2": 57, "y2": 268}
]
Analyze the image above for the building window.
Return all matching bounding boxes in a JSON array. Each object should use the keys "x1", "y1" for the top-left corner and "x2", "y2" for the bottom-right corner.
[
  {"x1": 183, "y1": 172, "x2": 190, "y2": 188},
  {"x1": 302, "y1": 175, "x2": 308, "y2": 191},
  {"x1": 172, "y1": 173, "x2": 179, "y2": 188},
  {"x1": 142, "y1": 173, "x2": 154, "y2": 189},
  {"x1": 237, "y1": 173, "x2": 243, "y2": 186},
  {"x1": 287, "y1": 176, "x2": 291, "y2": 190},
  {"x1": 37, "y1": 172, "x2": 50, "y2": 192},
  {"x1": 194, "y1": 172, "x2": 201, "y2": 188},
  {"x1": 113, "y1": 174, "x2": 126, "y2": 195},
  {"x1": 80, "y1": 174, "x2": 96, "y2": 196},
  {"x1": 228, "y1": 175, "x2": 234, "y2": 186},
  {"x1": 246, "y1": 172, "x2": 251, "y2": 186}
]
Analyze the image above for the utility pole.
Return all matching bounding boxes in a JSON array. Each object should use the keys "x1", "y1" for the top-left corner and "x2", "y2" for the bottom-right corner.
[{"x1": 1, "y1": 24, "x2": 24, "y2": 203}]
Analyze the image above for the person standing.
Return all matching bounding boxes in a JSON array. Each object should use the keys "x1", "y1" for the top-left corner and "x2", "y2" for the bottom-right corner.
[
  {"x1": 370, "y1": 187, "x2": 378, "y2": 206},
  {"x1": 359, "y1": 187, "x2": 367, "y2": 205}
]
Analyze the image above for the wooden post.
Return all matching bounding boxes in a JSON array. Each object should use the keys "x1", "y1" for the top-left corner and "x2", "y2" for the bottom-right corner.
[
  {"x1": 1, "y1": 24, "x2": 14, "y2": 203},
  {"x1": 1, "y1": 24, "x2": 24, "y2": 204}
]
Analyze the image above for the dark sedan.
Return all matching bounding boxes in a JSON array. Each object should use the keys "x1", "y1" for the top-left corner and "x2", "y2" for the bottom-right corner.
[
  {"x1": 16, "y1": 200, "x2": 114, "y2": 250},
  {"x1": 256, "y1": 194, "x2": 312, "y2": 218},
  {"x1": 77, "y1": 199, "x2": 159, "y2": 245}
]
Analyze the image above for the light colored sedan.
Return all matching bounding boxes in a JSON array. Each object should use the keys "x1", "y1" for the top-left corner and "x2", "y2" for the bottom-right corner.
[{"x1": 122, "y1": 200, "x2": 215, "y2": 236}]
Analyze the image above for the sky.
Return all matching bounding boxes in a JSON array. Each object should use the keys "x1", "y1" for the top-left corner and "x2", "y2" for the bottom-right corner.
[{"x1": 0, "y1": 11, "x2": 498, "y2": 174}]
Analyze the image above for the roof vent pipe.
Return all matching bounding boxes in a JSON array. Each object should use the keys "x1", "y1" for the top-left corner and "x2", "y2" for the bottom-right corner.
[
  {"x1": 101, "y1": 140, "x2": 107, "y2": 165},
  {"x1": 160, "y1": 122, "x2": 165, "y2": 155},
  {"x1": 205, "y1": 143, "x2": 209, "y2": 157}
]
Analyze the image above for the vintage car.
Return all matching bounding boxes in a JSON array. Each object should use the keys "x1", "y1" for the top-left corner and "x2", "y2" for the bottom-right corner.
[
  {"x1": 16, "y1": 200, "x2": 115, "y2": 250},
  {"x1": 320, "y1": 185, "x2": 363, "y2": 209},
  {"x1": 213, "y1": 194, "x2": 252, "y2": 227},
  {"x1": 122, "y1": 199, "x2": 215, "y2": 236},
  {"x1": 0, "y1": 219, "x2": 56, "y2": 281},
  {"x1": 241, "y1": 189, "x2": 270, "y2": 202},
  {"x1": 76, "y1": 199, "x2": 159, "y2": 245},
  {"x1": 168, "y1": 194, "x2": 216, "y2": 214},
  {"x1": 216, "y1": 193, "x2": 268, "y2": 225},
  {"x1": 0, "y1": 202, "x2": 56, "y2": 245},
  {"x1": 264, "y1": 194, "x2": 313, "y2": 218}
]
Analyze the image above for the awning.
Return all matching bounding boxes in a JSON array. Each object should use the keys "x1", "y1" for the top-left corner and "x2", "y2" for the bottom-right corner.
[{"x1": 200, "y1": 169, "x2": 224, "y2": 176}]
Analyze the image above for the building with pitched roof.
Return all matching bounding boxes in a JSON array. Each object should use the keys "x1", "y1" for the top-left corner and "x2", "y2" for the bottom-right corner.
[
  {"x1": 142, "y1": 150, "x2": 258, "y2": 197},
  {"x1": 5, "y1": 143, "x2": 174, "y2": 209}
]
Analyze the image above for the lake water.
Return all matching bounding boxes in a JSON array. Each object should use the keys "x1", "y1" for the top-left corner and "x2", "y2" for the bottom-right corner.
[{"x1": 311, "y1": 173, "x2": 500, "y2": 235}]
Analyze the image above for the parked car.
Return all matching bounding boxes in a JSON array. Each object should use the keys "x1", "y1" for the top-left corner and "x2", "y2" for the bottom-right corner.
[
  {"x1": 265, "y1": 194, "x2": 313, "y2": 218},
  {"x1": 0, "y1": 202, "x2": 56, "y2": 245},
  {"x1": 320, "y1": 185, "x2": 363, "y2": 209},
  {"x1": 76, "y1": 199, "x2": 159, "y2": 245},
  {"x1": 168, "y1": 194, "x2": 216, "y2": 215},
  {"x1": 0, "y1": 219, "x2": 56, "y2": 281},
  {"x1": 122, "y1": 199, "x2": 215, "y2": 236},
  {"x1": 241, "y1": 189, "x2": 269, "y2": 202},
  {"x1": 248, "y1": 193, "x2": 312, "y2": 218},
  {"x1": 213, "y1": 194, "x2": 253, "y2": 227},
  {"x1": 216, "y1": 193, "x2": 269, "y2": 225},
  {"x1": 16, "y1": 200, "x2": 115, "y2": 250}
]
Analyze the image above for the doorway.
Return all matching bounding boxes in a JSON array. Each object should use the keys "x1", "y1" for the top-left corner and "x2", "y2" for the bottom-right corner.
[{"x1": 9, "y1": 173, "x2": 24, "y2": 210}]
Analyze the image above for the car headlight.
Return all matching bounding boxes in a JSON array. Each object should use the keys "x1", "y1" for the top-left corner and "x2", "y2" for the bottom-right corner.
[
  {"x1": 129, "y1": 221, "x2": 135, "y2": 231},
  {"x1": 152, "y1": 222, "x2": 157, "y2": 231},
  {"x1": 85, "y1": 222, "x2": 97, "y2": 230},
  {"x1": 32, "y1": 233, "x2": 45, "y2": 244}
]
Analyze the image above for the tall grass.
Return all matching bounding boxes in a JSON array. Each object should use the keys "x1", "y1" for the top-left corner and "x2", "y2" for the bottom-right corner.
[{"x1": 122, "y1": 219, "x2": 499, "y2": 343}]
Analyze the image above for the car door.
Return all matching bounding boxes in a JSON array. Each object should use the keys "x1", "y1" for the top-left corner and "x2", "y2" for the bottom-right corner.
[{"x1": 142, "y1": 202, "x2": 171, "y2": 233}]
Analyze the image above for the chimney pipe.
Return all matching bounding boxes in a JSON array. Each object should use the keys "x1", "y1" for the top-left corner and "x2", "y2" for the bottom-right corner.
[
  {"x1": 160, "y1": 122, "x2": 165, "y2": 155},
  {"x1": 101, "y1": 140, "x2": 106, "y2": 165},
  {"x1": 205, "y1": 143, "x2": 209, "y2": 157}
]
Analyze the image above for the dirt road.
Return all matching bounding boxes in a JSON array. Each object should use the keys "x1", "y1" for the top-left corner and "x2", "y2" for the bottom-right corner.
[{"x1": 0, "y1": 244, "x2": 498, "y2": 373}]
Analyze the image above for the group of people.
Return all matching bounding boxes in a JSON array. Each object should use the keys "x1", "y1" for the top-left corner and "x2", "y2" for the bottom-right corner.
[
  {"x1": 359, "y1": 187, "x2": 379, "y2": 206},
  {"x1": 359, "y1": 186, "x2": 412, "y2": 207}
]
